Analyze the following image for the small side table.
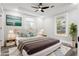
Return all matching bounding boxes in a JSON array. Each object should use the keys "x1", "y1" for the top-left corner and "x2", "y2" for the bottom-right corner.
[{"x1": 4, "y1": 39, "x2": 16, "y2": 47}]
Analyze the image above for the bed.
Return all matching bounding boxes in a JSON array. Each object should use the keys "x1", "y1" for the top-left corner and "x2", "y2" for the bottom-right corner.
[{"x1": 17, "y1": 37, "x2": 61, "y2": 56}]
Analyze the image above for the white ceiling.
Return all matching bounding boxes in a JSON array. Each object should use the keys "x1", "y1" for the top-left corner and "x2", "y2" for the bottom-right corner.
[{"x1": 0, "y1": 3, "x2": 77, "y2": 17}]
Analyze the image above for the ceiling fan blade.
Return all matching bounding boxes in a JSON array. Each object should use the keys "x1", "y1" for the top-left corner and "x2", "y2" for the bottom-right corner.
[
  {"x1": 42, "y1": 6, "x2": 49, "y2": 9},
  {"x1": 41, "y1": 9, "x2": 44, "y2": 12},
  {"x1": 34, "y1": 10, "x2": 38, "y2": 12},
  {"x1": 32, "y1": 6, "x2": 39, "y2": 9}
]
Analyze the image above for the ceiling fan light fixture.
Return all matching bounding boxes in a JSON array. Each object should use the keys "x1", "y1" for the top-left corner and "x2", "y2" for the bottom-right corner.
[{"x1": 38, "y1": 8, "x2": 41, "y2": 11}]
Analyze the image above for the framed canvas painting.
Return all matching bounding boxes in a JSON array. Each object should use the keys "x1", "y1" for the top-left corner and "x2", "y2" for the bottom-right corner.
[
  {"x1": 6, "y1": 15, "x2": 22, "y2": 26},
  {"x1": 55, "y1": 13, "x2": 68, "y2": 36}
]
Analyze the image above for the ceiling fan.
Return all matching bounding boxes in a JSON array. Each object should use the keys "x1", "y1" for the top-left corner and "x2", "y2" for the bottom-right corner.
[{"x1": 32, "y1": 3, "x2": 54, "y2": 12}]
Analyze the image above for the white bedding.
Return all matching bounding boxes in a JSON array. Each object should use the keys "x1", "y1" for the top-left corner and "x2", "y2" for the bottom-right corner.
[
  {"x1": 16, "y1": 36, "x2": 46, "y2": 46},
  {"x1": 16, "y1": 36, "x2": 37, "y2": 46}
]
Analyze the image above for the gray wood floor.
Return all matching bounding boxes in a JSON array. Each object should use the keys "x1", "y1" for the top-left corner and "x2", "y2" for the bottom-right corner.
[{"x1": 0, "y1": 43, "x2": 77, "y2": 56}]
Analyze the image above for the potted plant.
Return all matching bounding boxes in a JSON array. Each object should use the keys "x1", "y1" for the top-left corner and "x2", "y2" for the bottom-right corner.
[{"x1": 69, "y1": 23, "x2": 77, "y2": 47}]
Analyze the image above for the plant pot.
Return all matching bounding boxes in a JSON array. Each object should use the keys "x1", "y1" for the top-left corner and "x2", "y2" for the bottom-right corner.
[{"x1": 72, "y1": 40, "x2": 76, "y2": 48}]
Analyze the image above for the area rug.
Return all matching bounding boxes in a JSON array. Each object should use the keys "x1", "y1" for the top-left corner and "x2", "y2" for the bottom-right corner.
[
  {"x1": 8, "y1": 44, "x2": 71, "y2": 56},
  {"x1": 48, "y1": 44, "x2": 71, "y2": 56}
]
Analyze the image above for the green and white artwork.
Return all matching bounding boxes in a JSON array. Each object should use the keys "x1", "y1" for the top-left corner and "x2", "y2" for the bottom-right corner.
[
  {"x1": 6, "y1": 15, "x2": 22, "y2": 26},
  {"x1": 56, "y1": 14, "x2": 67, "y2": 36}
]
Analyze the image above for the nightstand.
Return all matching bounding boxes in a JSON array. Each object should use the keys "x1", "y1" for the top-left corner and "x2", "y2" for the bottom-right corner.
[
  {"x1": 5, "y1": 39, "x2": 16, "y2": 47},
  {"x1": 4, "y1": 29, "x2": 16, "y2": 47}
]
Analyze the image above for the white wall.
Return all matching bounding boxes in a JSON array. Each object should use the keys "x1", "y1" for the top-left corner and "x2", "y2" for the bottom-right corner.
[
  {"x1": 40, "y1": 4, "x2": 79, "y2": 44},
  {"x1": 0, "y1": 7, "x2": 5, "y2": 46},
  {"x1": 3, "y1": 10, "x2": 37, "y2": 46},
  {"x1": 68, "y1": 5, "x2": 79, "y2": 36},
  {"x1": 0, "y1": 11, "x2": 3, "y2": 41},
  {"x1": 39, "y1": 16, "x2": 71, "y2": 43}
]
